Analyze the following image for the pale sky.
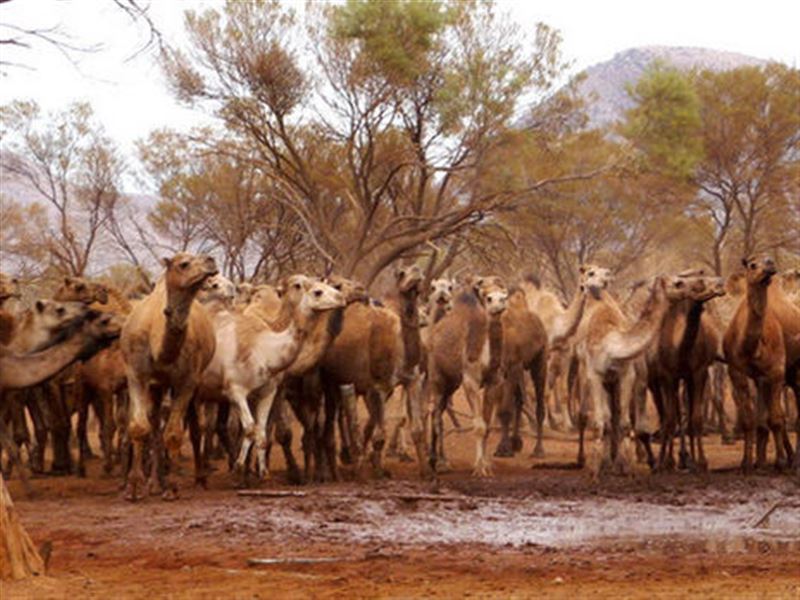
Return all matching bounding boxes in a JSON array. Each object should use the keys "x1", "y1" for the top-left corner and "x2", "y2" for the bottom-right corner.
[{"x1": 1, "y1": 0, "x2": 798, "y2": 159}]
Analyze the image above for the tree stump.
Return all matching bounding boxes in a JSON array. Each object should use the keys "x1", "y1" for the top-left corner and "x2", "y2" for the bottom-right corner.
[{"x1": 0, "y1": 473, "x2": 44, "y2": 580}]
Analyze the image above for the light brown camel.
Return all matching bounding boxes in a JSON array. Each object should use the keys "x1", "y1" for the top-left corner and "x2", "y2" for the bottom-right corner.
[
  {"x1": 120, "y1": 253, "x2": 218, "y2": 500},
  {"x1": 199, "y1": 274, "x2": 344, "y2": 483},
  {"x1": 425, "y1": 278, "x2": 507, "y2": 476},
  {"x1": 576, "y1": 268, "x2": 669, "y2": 477},
  {"x1": 644, "y1": 273, "x2": 726, "y2": 472},
  {"x1": 318, "y1": 266, "x2": 425, "y2": 481},
  {"x1": 724, "y1": 255, "x2": 800, "y2": 472}
]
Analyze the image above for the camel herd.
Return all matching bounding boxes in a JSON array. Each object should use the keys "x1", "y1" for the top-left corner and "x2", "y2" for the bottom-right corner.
[{"x1": 1, "y1": 253, "x2": 799, "y2": 501}]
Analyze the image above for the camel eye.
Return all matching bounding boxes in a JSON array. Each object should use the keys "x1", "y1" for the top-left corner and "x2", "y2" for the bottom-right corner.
[
  {"x1": 589, "y1": 271, "x2": 595, "y2": 277},
  {"x1": 294, "y1": 283, "x2": 301, "y2": 290},
  {"x1": 313, "y1": 289, "x2": 323, "y2": 298},
  {"x1": 750, "y1": 263, "x2": 757, "y2": 270},
  {"x1": 77, "y1": 284, "x2": 86, "y2": 292},
  {"x1": 57, "y1": 307, "x2": 65, "y2": 316},
  {"x1": 675, "y1": 280, "x2": 684, "y2": 289}
]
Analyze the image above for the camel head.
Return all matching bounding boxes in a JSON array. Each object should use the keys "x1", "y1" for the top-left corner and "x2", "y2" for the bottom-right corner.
[
  {"x1": 235, "y1": 282, "x2": 256, "y2": 305},
  {"x1": 741, "y1": 254, "x2": 777, "y2": 286},
  {"x1": 33, "y1": 299, "x2": 92, "y2": 337},
  {"x1": 325, "y1": 275, "x2": 369, "y2": 305},
  {"x1": 665, "y1": 274, "x2": 725, "y2": 303},
  {"x1": 55, "y1": 276, "x2": 109, "y2": 305},
  {"x1": 199, "y1": 274, "x2": 236, "y2": 307},
  {"x1": 578, "y1": 264, "x2": 613, "y2": 300},
  {"x1": 476, "y1": 283, "x2": 508, "y2": 316},
  {"x1": 0, "y1": 273, "x2": 21, "y2": 303},
  {"x1": 725, "y1": 272, "x2": 746, "y2": 297},
  {"x1": 428, "y1": 278, "x2": 454, "y2": 310},
  {"x1": 76, "y1": 310, "x2": 124, "y2": 361},
  {"x1": 250, "y1": 284, "x2": 281, "y2": 310},
  {"x1": 162, "y1": 253, "x2": 218, "y2": 293},
  {"x1": 281, "y1": 275, "x2": 345, "y2": 313},
  {"x1": 395, "y1": 264, "x2": 423, "y2": 294}
]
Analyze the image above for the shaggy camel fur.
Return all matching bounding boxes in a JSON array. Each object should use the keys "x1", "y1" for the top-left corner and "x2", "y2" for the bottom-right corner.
[
  {"x1": 426, "y1": 278, "x2": 507, "y2": 476},
  {"x1": 724, "y1": 255, "x2": 799, "y2": 472},
  {"x1": 201, "y1": 275, "x2": 344, "y2": 483},
  {"x1": 121, "y1": 253, "x2": 218, "y2": 500},
  {"x1": 576, "y1": 267, "x2": 669, "y2": 477},
  {"x1": 644, "y1": 273, "x2": 726, "y2": 472}
]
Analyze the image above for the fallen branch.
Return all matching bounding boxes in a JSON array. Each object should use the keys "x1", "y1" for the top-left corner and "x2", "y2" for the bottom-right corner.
[
  {"x1": 237, "y1": 490, "x2": 308, "y2": 499},
  {"x1": 248, "y1": 549, "x2": 403, "y2": 567},
  {"x1": 752, "y1": 501, "x2": 800, "y2": 529}
]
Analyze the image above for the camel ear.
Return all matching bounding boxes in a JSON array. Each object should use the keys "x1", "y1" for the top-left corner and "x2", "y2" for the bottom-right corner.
[
  {"x1": 63, "y1": 276, "x2": 72, "y2": 286},
  {"x1": 35, "y1": 299, "x2": 46, "y2": 313},
  {"x1": 741, "y1": 258, "x2": 748, "y2": 268},
  {"x1": 162, "y1": 257, "x2": 173, "y2": 268},
  {"x1": 578, "y1": 265, "x2": 586, "y2": 275}
]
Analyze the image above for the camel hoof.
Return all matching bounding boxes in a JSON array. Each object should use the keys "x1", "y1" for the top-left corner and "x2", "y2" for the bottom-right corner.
[
  {"x1": 339, "y1": 446, "x2": 354, "y2": 465},
  {"x1": 531, "y1": 445, "x2": 545, "y2": 459},
  {"x1": 162, "y1": 489, "x2": 179, "y2": 501},
  {"x1": 511, "y1": 436, "x2": 523, "y2": 453},
  {"x1": 721, "y1": 433, "x2": 736, "y2": 446},
  {"x1": 195, "y1": 475, "x2": 208, "y2": 489},
  {"x1": 494, "y1": 439, "x2": 514, "y2": 458},
  {"x1": 472, "y1": 465, "x2": 493, "y2": 477}
]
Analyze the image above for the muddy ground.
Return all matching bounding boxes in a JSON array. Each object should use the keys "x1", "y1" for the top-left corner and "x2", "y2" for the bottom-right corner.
[{"x1": 3, "y1": 407, "x2": 800, "y2": 599}]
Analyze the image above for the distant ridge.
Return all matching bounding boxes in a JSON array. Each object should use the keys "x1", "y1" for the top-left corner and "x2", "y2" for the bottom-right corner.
[{"x1": 576, "y1": 46, "x2": 769, "y2": 128}]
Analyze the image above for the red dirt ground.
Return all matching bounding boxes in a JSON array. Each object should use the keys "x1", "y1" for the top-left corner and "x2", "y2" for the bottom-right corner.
[{"x1": 3, "y1": 415, "x2": 800, "y2": 599}]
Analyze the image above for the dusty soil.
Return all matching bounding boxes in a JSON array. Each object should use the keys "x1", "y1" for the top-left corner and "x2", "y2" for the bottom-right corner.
[{"x1": 3, "y1": 412, "x2": 800, "y2": 599}]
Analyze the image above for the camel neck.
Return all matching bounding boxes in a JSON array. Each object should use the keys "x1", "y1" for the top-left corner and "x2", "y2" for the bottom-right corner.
[
  {"x1": 286, "y1": 307, "x2": 343, "y2": 376},
  {"x1": 486, "y1": 313, "x2": 504, "y2": 382},
  {"x1": 677, "y1": 300, "x2": 704, "y2": 365},
  {"x1": 399, "y1": 288, "x2": 421, "y2": 370},
  {"x1": 158, "y1": 287, "x2": 195, "y2": 364},
  {"x1": 268, "y1": 296, "x2": 296, "y2": 334},
  {"x1": 743, "y1": 281, "x2": 769, "y2": 355},
  {"x1": 1, "y1": 333, "x2": 86, "y2": 390}
]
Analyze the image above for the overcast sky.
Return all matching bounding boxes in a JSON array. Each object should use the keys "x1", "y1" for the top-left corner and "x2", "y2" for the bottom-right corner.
[{"x1": 1, "y1": 0, "x2": 798, "y2": 158}]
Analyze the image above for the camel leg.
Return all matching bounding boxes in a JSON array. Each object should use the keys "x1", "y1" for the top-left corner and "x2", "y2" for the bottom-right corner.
[
  {"x1": 427, "y1": 382, "x2": 450, "y2": 476},
  {"x1": 360, "y1": 388, "x2": 389, "y2": 478},
  {"x1": 585, "y1": 374, "x2": 611, "y2": 478},
  {"x1": 494, "y1": 376, "x2": 515, "y2": 458},
  {"x1": 613, "y1": 368, "x2": 636, "y2": 476},
  {"x1": 791, "y1": 381, "x2": 800, "y2": 472},
  {"x1": 403, "y1": 375, "x2": 428, "y2": 477},
  {"x1": 530, "y1": 356, "x2": 547, "y2": 458},
  {"x1": 576, "y1": 375, "x2": 588, "y2": 468},
  {"x1": 474, "y1": 383, "x2": 499, "y2": 477},
  {"x1": 0, "y1": 420, "x2": 32, "y2": 496},
  {"x1": 228, "y1": 384, "x2": 257, "y2": 479},
  {"x1": 687, "y1": 369, "x2": 709, "y2": 472},
  {"x1": 186, "y1": 402, "x2": 207, "y2": 488},
  {"x1": 249, "y1": 384, "x2": 278, "y2": 481},
  {"x1": 124, "y1": 372, "x2": 152, "y2": 502},
  {"x1": 728, "y1": 367, "x2": 755, "y2": 473},
  {"x1": 159, "y1": 383, "x2": 197, "y2": 499},
  {"x1": 273, "y1": 394, "x2": 302, "y2": 485},
  {"x1": 764, "y1": 379, "x2": 788, "y2": 471}
]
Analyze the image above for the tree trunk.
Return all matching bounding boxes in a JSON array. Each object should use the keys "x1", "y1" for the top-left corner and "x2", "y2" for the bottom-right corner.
[{"x1": 0, "y1": 473, "x2": 45, "y2": 580}]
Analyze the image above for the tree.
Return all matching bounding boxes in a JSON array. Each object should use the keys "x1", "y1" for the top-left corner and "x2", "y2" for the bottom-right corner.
[
  {"x1": 624, "y1": 62, "x2": 800, "y2": 274},
  {"x1": 161, "y1": 0, "x2": 581, "y2": 286},
  {"x1": 0, "y1": 100, "x2": 126, "y2": 276}
]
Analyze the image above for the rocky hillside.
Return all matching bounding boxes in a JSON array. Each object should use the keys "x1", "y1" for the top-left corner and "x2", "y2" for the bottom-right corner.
[{"x1": 576, "y1": 46, "x2": 767, "y2": 128}]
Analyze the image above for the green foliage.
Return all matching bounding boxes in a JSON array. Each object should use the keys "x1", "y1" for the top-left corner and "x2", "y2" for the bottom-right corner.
[
  {"x1": 623, "y1": 61, "x2": 703, "y2": 180},
  {"x1": 330, "y1": 0, "x2": 450, "y2": 84}
]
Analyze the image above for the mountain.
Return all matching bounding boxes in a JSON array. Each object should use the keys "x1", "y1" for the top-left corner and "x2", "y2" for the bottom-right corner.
[{"x1": 576, "y1": 46, "x2": 768, "y2": 129}]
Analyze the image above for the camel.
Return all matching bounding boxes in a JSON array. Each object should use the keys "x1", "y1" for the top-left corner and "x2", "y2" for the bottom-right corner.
[
  {"x1": 0, "y1": 273, "x2": 21, "y2": 345},
  {"x1": 724, "y1": 255, "x2": 799, "y2": 472},
  {"x1": 275, "y1": 275, "x2": 367, "y2": 483},
  {"x1": 504, "y1": 281, "x2": 587, "y2": 453},
  {"x1": 317, "y1": 266, "x2": 426, "y2": 481},
  {"x1": 120, "y1": 253, "x2": 218, "y2": 500},
  {"x1": 0, "y1": 311, "x2": 121, "y2": 581},
  {"x1": 520, "y1": 276, "x2": 588, "y2": 431},
  {"x1": 576, "y1": 267, "x2": 669, "y2": 477},
  {"x1": 644, "y1": 273, "x2": 726, "y2": 472},
  {"x1": 426, "y1": 277, "x2": 508, "y2": 476},
  {"x1": 53, "y1": 276, "x2": 133, "y2": 476},
  {"x1": 200, "y1": 274, "x2": 344, "y2": 483}
]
